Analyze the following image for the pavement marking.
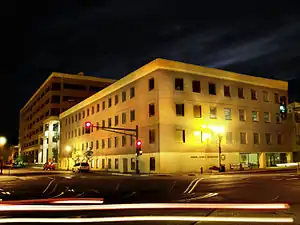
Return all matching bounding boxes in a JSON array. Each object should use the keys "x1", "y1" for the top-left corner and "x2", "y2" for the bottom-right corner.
[
  {"x1": 183, "y1": 178, "x2": 198, "y2": 194},
  {"x1": 42, "y1": 178, "x2": 55, "y2": 194},
  {"x1": 272, "y1": 196, "x2": 279, "y2": 201},
  {"x1": 180, "y1": 193, "x2": 219, "y2": 202},
  {"x1": 286, "y1": 177, "x2": 299, "y2": 180},
  {"x1": 48, "y1": 184, "x2": 58, "y2": 195},
  {"x1": 187, "y1": 178, "x2": 203, "y2": 194},
  {"x1": 115, "y1": 183, "x2": 120, "y2": 191},
  {"x1": 169, "y1": 181, "x2": 176, "y2": 193}
]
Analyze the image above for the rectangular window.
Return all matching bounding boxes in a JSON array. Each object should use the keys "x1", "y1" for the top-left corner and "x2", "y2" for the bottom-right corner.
[
  {"x1": 224, "y1": 108, "x2": 232, "y2": 120},
  {"x1": 208, "y1": 83, "x2": 216, "y2": 95},
  {"x1": 175, "y1": 104, "x2": 184, "y2": 116},
  {"x1": 108, "y1": 159, "x2": 111, "y2": 169},
  {"x1": 175, "y1": 78, "x2": 184, "y2": 91},
  {"x1": 108, "y1": 138, "x2": 111, "y2": 148},
  {"x1": 240, "y1": 132, "x2": 247, "y2": 144},
  {"x1": 252, "y1": 111, "x2": 259, "y2": 121},
  {"x1": 102, "y1": 101, "x2": 105, "y2": 110},
  {"x1": 122, "y1": 91, "x2": 126, "y2": 102},
  {"x1": 224, "y1": 86, "x2": 230, "y2": 97},
  {"x1": 253, "y1": 132, "x2": 259, "y2": 144},
  {"x1": 210, "y1": 107, "x2": 217, "y2": 119},
  {"x1": 192, "y1": 80, "x2": 201, "y2": 93},
  {"x1": 149, "y1": 78, "x2": 154, "y2": 91},
  {"x1": 122, "y1": 112, "x2": 126, "y2": 124},
  {"x1": 108, "y1": 98, "x2": 112, "y2": 108},
  {"x1": 238, "y1": 88, "x2": 244, "y2": 99},
  {"x1": 102, "y1": 159, "x2": 105, "y2": 169},
  {"x1": 87, "y1": 108, "x2": 90, "y2": 116},
  {"x1": 175, "y1": 129, "x2": 185, "y2": 143},
  {"x1": 263, "y1": 91, "x2": 269, "y2": 102},
  {"x1": 277, "y1": 134, "x2": 282, "y2": 145},
  {"x1": 265, "y1": 133, "x2": 272, "y2": 145},
  {"x1": 149, "y1": 129, "x2": 155, "y2": 144},
  {"x1": 114, "y1": 136, "x2": 118, "y2": 148},
  {"x1": 275, "y1": 93, "x2": 279, "y2": 104},
  {"x1": 122, "y1": 135, "x2": 126, "y2": 147},
  {"x1": 239, "y1": 109, "x2": 245, "y2": 121},
  {"x1": 82, "y1": 110, "x2": 85, "y2": 118},
  {"x1": 226, "y1": 132, "x2": 232, "y2": 144},
  {"x1": 90, "y1": 141, "x2": 93, "y2": 149},
  {"x1": 131, "y1": 158, "x2": 135, "y2": 170},
  {"x1": 101, "y1": 139, "x2": 105, "y2": 149},
  {"x1": 150, "y1": 157, "x2": 155, "y2": 171},
  {"x1": 91, "y1": 106, "x2": 94, "y2": 114},
  {"x1": 193, "y1": 105, "x2": 202, "y2": 118},
  {"x1": 108, "y1": 118, "x2": 112, "y2": 127},
  {"x1": 264, "y1": 112, "x2": 270, "y2": 122},
  {"x1": 115, "y1": 159, "x2": 119, "y2": 170},
  {"x1": 130, "y1": 110, "x2": 135, "y2": 121},
  {"x1": 96, "y1": 140, "x2": 99, "y2": 149},
  {"x1": 276, "y1": 113, "x2": 281, "y2": 124},
  {"x1": 102, "y1": 120, "x2": 105, "y2": 128},
  {"x1": 149, "y1": 104, "x2": 155, "y2": 117},
  {"x1": 97, "y1": 104, "x2": 100, "y2": 112},
  {"x1": 130, "y1": 87, "x2": 135, "y2": 98},
  {"x1": 115, "y1": 95, "x2": 119, "y2": 105},
  {"x1": 251, "y1": 89, "x2": 257, "y2": 100},
  {"x1": 114, "y1": 115, "x2": 119, "y2": 126}
]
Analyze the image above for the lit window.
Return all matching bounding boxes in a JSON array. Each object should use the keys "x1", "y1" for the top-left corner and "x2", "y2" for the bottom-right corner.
[
  {"x1": 253, "y1": 132, "x2": 259, "y2": 144},
  {"x1": 252, "y1": 111, "x2": 259, "y2": 121},
  {"x1": 224, "y1": 108, "x2": 232, "y2": 120},
  {"x1": 210, "y1": 107, "x2": 217, "y2": 119}
]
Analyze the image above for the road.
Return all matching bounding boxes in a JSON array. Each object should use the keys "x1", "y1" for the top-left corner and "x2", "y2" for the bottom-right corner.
[{"x1": 0, "y1": 171, "x2": 300, "y2": 224}]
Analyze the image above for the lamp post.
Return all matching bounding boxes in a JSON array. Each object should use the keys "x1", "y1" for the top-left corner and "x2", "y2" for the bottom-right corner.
[
  {"x1": 66, "y1": 146, "x2": 71, "y2": 171},
  {"x1": 0, "y1": 136, "x2": 7, "y2": 175}
]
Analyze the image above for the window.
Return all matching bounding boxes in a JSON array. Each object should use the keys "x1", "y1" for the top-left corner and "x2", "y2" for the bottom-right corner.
[
  {"x1": 82, "y1": 111, "x2": 85, "y2": 118},
  {"x1": 131, "y1": 158, "x2": 135, "y2": 170},
  {"x1": 239, "y1": 109, "x2": 245, "y2": 121},
  {"x1": 149, "y1": 104, "x2": 155, "y2": 117},
  {"x1": 102, "y1": 101, "x2": 105, "y2": 110},
  {"x1": 240, "y1": 132, "x2": 247, "y2": 144},
  {"x1": 175, "y1": 129, "x2": 185, "y2": 143},
  {"x1": 97, "y1": 104, "x2": 100, "y2": 112},
  {"x1": 224, "y1": 108, "x2": 232, "y2": 120},
  {"x1": 87, "y1": 108, "x2": 90, "y2": 117},
  {"x1": 130, "y1": 110, "x2": 135, "y2": 121},
  {"x1": 78, "y1": 112, "x2": 81, "y2": 120},
  {"x1": 96, "y1": 140, "x2": 99, "y2": 149},
  {"x1": 114, "y1": 136, "x2": 118, "y2": 147},
  {"x1": 115, "y1": 159, "x2": 119, "y2": 170},
  {"x1": 115, "y1": 95, "x2": 119, "y2": 105},
  {"x1": 108, "y1": 138, "x2": 111, "y2": 148},
  {"x1": 130, "y1": 136, "x2": 134, "y2": 146},
  {"x1": 149, "y1": 129, "x2": 155, "y2": 144},
  {"x1": 149, "y1": 78, "x2": 154, "y2": 91},
  {"x1": 193, "y1": 105, "x2": 202, "y2": 118},
  {"x1": 277, "y1": 134, "x2": 282, "y2": 145},
  {"x1": 108, "y1": 98, "x2": 112, "y2": 108},
  {"x1": 238, "y1": 88, "x2": 244, "y2": 99},
  {"x1": 90, "y1": 141, "x2": 94, "y2": 149},
  {"x1": 122, "y1": 112, "x2": 126, "y2": 124},
  {"x1": 274, "y1": 93, "x2": 280, "y2": 104},
  {"x1": 175, "y1": 104, "x2": 184, "y2": 116},
  {"x1": 51, "y1": 95, "x2": 60, "y2": 103},
  {"x1": 150, "y1": 157, "x2": 155, "y2": 171},
  {"x1": 108, "y1": 159, "x2": 111, "y2": 169},
  {"x1": 92, "y1": 106, "x2": 94, "y2": 114},
  {"x1": 224, "y1": 86, "x2": 230, "y2": 97},
  {"x1": 276, "y1": 113, "x2": 281, "y2": 123},
  {"x1": 101, "y1": 139, "x2": 105, "y2": 149},
  {"x1": 102, "y1": 120, "x2": 105, "y2": 128},
  {"x1": 208, "y1": 83, "x2": 216, "y2": 95},
  {"x1": 263, "y1": 91, "x2": 269, "y2": 102},
  {"x1": 252, "y1": 111, "x2": 259, "y2": 121},
  {"x1": 226, "y1": 132, "x2": 232, "y2": 144},
  {"x1": 265, "y1": 133, "x2": 272, "y2": 145},
  {"x1": 122, "y1": 91, "x2": 126, "y2": 102},
  {"x1": 192, "y1": 80, "x2": 201, "y2": 93},
  {"x1": 51, "y1": 82, "x2": 61, "y2": 91},
  {"x1": 175, "y1": 78, "x2": 184, "y2": 91},
  {"x1": 264, "y1": 112, "x2": 270, "y2": 122},
  {"x1": 253, "y1": 133, "x2": 259, "y2": 144},
  {"x1": 122, "y1": 135, "x2": 126, "y2": 146},
  {"x1": 102, "y1": 159, "x2": 105, "y2": 169},
  {"x1": 130, "y1": 87, "x2": 135, "y2": 98},
  {"x1": 114, "y1": 115, "x2": 119, "y2": 126},
  {"x1": 210, "y1": 107, "x2": 217, "y2": 119},
  {"x1": 108, "y1": 118, "x2": 112, "y2": 127},
  {"x1": 251, "y1": 89, "x2": 257, "y2": 100}
]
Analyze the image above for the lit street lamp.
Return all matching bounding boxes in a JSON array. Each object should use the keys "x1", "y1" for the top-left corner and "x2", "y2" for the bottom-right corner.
[
  {"x1": 66, "y1": 146, "x2": 71, "y2": 171},
  {"x1": 0, "y1": 136, "x2": 7, "y2": 175}
]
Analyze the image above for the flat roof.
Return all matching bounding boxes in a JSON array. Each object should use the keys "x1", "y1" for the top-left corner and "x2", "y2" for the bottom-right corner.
[
  {"x1": 20, "y1": 72, "x2": 116, "y2": 113},
  {"x1": 60, "y1": 58, "x2": 288, "y2": 119}
]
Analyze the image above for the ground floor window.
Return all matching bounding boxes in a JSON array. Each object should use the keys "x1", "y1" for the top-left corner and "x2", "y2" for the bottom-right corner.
[
  {"x1": 266, "y1": 153, "x2": 287, "y2": 167},
  {"x1": 108, "y1": 159, "x2": 111, "y2": 169},
  {"x1": 131, "y1": 158, "x2": 135, "y2": 170},
  {"x1": 240, "y1": 153, "x2": 259, "y2": 168},
  {"x1": 115, "y1": 159, "x2": 119, "y2": 170},
  {"x1": 150, "y1": 157, "x2": 155, "y2": 171},
  {"x1": 102, "y1": 159, "x2": 105, "y2": 169}
]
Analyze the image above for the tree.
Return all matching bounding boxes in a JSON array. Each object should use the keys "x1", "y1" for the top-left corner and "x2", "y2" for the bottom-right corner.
[{"x1": 84, "y1": 148, "x2": 93, "y2": 163}]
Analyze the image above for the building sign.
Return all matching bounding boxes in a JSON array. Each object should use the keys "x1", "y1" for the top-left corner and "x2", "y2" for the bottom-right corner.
[{"x1": 190, "y1": 155, "x2": 218, "y2": 159}]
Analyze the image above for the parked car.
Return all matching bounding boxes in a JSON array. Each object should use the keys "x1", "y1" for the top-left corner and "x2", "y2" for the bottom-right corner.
[
  {"x1": 43, "y1": 162, "x2": 56, "y2": 170},
  {"x1": 72, "y1": 162, "x2": 90, "y2": 173}
]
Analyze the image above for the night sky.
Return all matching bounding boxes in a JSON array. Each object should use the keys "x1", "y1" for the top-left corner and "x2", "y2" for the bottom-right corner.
[{"x1": 1, "y1": 1, "x2": 300, "y2": 144}]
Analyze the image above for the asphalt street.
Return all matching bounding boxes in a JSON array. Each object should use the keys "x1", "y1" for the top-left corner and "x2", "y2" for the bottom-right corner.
[{"x1": 0, "y1": 171, "x2": 300, "y2": 224}]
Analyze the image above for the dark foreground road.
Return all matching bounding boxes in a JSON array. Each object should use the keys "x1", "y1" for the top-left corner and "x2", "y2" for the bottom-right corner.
[{"x1": 0, "y1": 172, "x2": 300, "y2": 224}]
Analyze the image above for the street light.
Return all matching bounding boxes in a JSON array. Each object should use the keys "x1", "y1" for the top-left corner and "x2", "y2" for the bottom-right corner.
[
  {"x1": 0, "y1": 136, "x2": 7, "y2": 175},
  {"x1": 66, "y1": 145, "x2": 71, "y2": 171}
]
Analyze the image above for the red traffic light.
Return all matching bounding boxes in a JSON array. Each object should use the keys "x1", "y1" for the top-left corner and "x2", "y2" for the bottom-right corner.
[
  {"x1": 136, "y1": 140, "x2": 142, "y2": 146},
  {"x1": 85, "y1": 121, "x2": 92, "y2": 127}
]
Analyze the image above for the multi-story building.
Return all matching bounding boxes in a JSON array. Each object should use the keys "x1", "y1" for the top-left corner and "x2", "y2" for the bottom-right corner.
[
  {"x1": 59, "y1": 58, "x2": 293, "y2": 173},
  {"x1": 288, "y1": 102, "x2": 300, "y2": 162},
  {"x1": 19, "y1": 72, "x2": 115, "y2": 164}
]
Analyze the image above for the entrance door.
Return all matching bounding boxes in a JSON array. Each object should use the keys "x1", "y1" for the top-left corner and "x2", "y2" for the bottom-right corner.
[{"x1": 123, "y1": 158, "x2": 128, "y2": 173}]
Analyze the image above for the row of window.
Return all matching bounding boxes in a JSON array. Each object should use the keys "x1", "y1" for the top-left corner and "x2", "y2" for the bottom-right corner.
[
  {"x1": 175, "y1": 78, "x2": 282, "y2": 103},
  {"x1": 65, "y1": 87, "x2": 136, "y2": 126}
]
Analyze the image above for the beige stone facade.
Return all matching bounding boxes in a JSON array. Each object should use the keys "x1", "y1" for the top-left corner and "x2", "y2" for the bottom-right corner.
[{"x1": 59, "y1": 58, "x2": 293, "y2": 173}]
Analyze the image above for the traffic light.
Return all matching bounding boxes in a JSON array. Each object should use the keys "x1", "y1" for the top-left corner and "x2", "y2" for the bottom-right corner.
[
  {"x1": 280, "y1": 96, "x2": 287, "y2": 120},
  {"x1": 85, "y1": 121, "x2": 92, "y2": 134},
  {"x1": 136, "y1": 140, "x2": 142, "y2": 156}
]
